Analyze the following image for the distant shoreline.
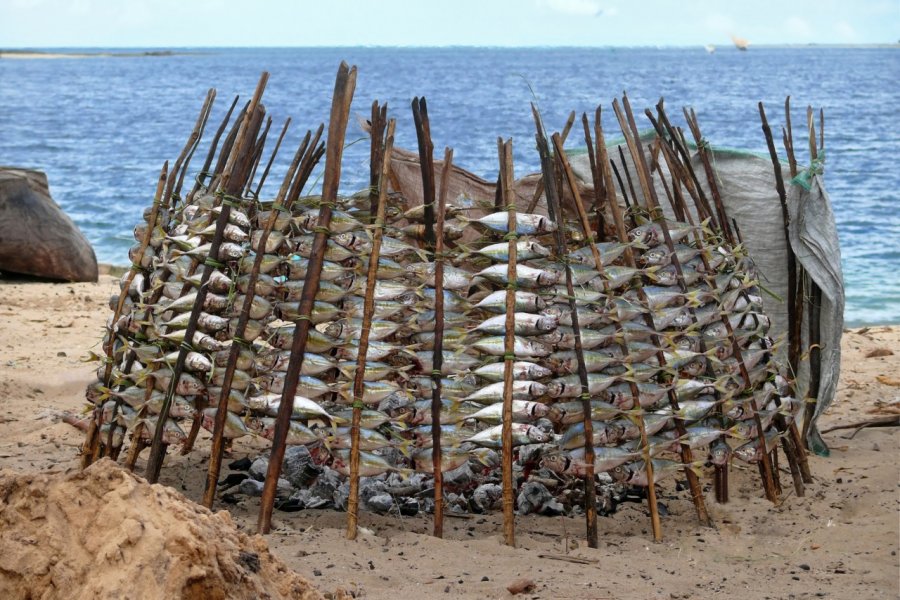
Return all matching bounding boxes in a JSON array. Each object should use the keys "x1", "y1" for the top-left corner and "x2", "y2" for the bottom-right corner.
[{"x1": 0, "y1": 49, "x2": 197, "y2": 59}]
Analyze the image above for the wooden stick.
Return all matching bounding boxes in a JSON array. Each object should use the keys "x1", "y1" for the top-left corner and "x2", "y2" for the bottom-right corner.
[
  {"x1": 189, "y1": 95, "x2": 240, "y2": 203},
  {"x1": 80, "y1": 161, "x2": 169, "y2": 468},
  {"x1": 758, "y1": 102, "x2": 812, "y2": 490},
  {"x1": 369, "y1": 102, "x2": 388, "y2": 223},
  {"x1": 244, "y1": 116, "x2": 273, "y2": 196},
  {"x1": 580, "y1": 114, "x2": 606, "y2": 240},
  {"x1": 431, "y1": 147, "x2": 453, "y2": 538},
  {"x1": 499, "y1": 137, "x2": 517, "y2": 548},
  {"x1": 616, "y1": 146, "x2": 641, "y2": 211},
  {"x1": 596, "y1": 107, "x2": 712, "y2": 527},
  {"x1": 201, "y1": 129, "x2": 317, "y2": 508},
  {"x1": 638, "y1": 102, "x2": 778, "y2": 503},
  {"x1": 253, "y1": 117, "x2": 292, "y2": 200},
  {"x1": 784, "y1": 97, "x2": 798, "y2": 178},
  {"x1": 258, "y1": 63, "x2": 357, "y2": 534},
  {"x1": 525, "y1": 111, "x2": 578, "y2": 214},
  {"x1": 145, "y1": 73, "x2": 269, "y2": 483},
  {"x1": 173, "y1": 89, "x2": 216, "y2": 201},
  {"x1": 412, "y1": 97, "x2": 436, "y2": 253},
  {"x1": 682, "y1": 108, "x2": 733, "y2": 243},
  {"x1": 347, "y1": 119, "x2": 396, "y2": 540},
  {"x1": 543, "y1": 130, "x2": 602, "y2": 548}
]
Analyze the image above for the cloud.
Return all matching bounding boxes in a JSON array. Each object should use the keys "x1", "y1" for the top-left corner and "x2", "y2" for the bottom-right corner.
[
  {"x1": 704, "y1": 13, "x2": 735, "y2": 34},
  {"x1": 785, "y1": 16, "x2": 813, "y2": 40},
  {"x1": 834, "y1": 20, "x2": 858, "y2": 42},
  {"x1": 538, "y1": 0, "x2": 604, "y2": 17}
]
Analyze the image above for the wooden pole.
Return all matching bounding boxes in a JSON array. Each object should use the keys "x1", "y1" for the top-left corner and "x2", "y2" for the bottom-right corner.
[
  {"x1": 587, "y1": 107, "x2": 712, "y2": 529},
  {"x1": 412, "y1": 97, "x2": 436, "y2": 253},
  {"x1": 637, "y1": 101, "x2": 777, "y2": 503},
  {"x1": 431, "y1": 147, "x2": 453, "y2": 538},
  {"x1": 189, "y1": 95, "x2": 240, "y2": 203},
  {"x1": 783, "y1": 97, "x2": 798, "y2": 178},
  {"x1": 498, "y1": 137, "x2": 517, "y2": 548},
  {"x1": 369, "y1": 102, "x2": 388, "y2": 222},
  {"x1": 346, "y1": 119, "x2": 396, "y2": 540},
  {"x1": 682, "y1": 108, "x2": 734, "y2": 244},
  {"x1": 258, "y1": 63, "x2": 357, "y2": 534},
  {"x1": 532, "y1": 121, "x2": 599, "y2": 548},
  {"x1": 144, "y1": 73, "x2": 269, "y2": 483},
  {"x1": 252, "y1": 117, "x2": 292, "y2": 199},
  {"x1": 244, "y1": 116, "x2": 273, "y2": 196}
]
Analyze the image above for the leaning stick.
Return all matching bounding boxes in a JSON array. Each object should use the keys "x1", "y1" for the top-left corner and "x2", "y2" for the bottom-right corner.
[
  {"x1": 144, "y1": 73, "x2": 269, "y2": 483},
  {"x1": 639, "y1": 104, "x2": 778, "y2": 503},
  {"x1": 79, "y1": 162, "x2": 169, "y2": 468},
  {"x1": 346, "y1": 118, "x2": 396, "y2": 540},
  {"x1": 252, "y1": 117, "x2": 292, "y2": 200},
  {"x1": 431, "y1": 147, "x2": 453, "y2": 538},
  {"x1": 369, "y1": 102, "x2": 388, "y2": 222},
  {"x1": 258, "y1": 62, "x2": 357, "y2": 535},
  {"x1": 525, "y1": 111, "x2": 579, "y2": 214},
  {"x1": 173, "y1": 89, "x2": 217, "y2": 201},
  {"x1": 498, "y1": 137, "x2": 517, "y2": 548},
  {"x1": 188, "y1": 95, "x2": 240, "y2": 203},
  {"x1": 683, "y1": 108, "x2": 733, "y2": 244},
  {"x1": 412, "y1": 97, "x2": 437, "y2": 253},
  {"x1": 201, "y1": 129, "x2": 317, "y2": 508},
  {"x1": 783, "y1": 97, "x2": 798, "y2": 178},
  {"x1": 244, "y1": 116, "x2": 273, "y2": 196},
  {"x1": 536, "y1": 127, "x2": 600, "y2": 548},
  {"x1": 589, "y1": 107, "x2": 711, "y2": 528}
]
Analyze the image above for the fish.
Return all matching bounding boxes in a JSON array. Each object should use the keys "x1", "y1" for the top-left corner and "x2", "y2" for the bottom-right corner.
[
  {"x1": 275, "y1": 300, "x2": 342, "y2": 324},
  {"x1": 330, "y1": 408, "x2": 391, "y2": 429},
  {"x1": 338, "y1": 339, "x2": 416, "y2": 362},
  {"x1": 400, "y1": 399, "x2": 483, "y2": 426},
  {"x1": 474, "y1": 264, "x2": 559, "y2": 288},
  {"x1": 473, "y1": 313, "x2": 559, "y2": 336},
  {"x1": 412, "y1": 350, "x2": 481, "y2": 375},
  {"x1": 293, "y1": 236, "x2": 357, "y2": 262},
  {"x1": 200, "y1": 407, "x2": 251, "y2": 439},
  {"x1": 244, "y1": 393, "x2": 334, "y2": 421},
  {"x1": 256, "y1": 417, "x2": 319, "y2": 446},
  {"x1": 466, "y1": 238, "x2": 552, "y2": 262},
  {"x1": 321, "y1": 427, "x2": 395, "y2": 451},
  {"x1": 405, "y1": 263, "x2": 474, "y2": 291},
  {"x1": 464, "y1": 423, "x2": 550, "y2": 448},
  {"x1": 547, "y1": 349, "x2": 621, "y2": 375},
  {"x1": 286, "y1": 256, "x2": 356, "y2": 282},
  {"x1": 408, "y1": 374, "x2": 480, "y2": 400},
  {"x1": 542, "y1": 304, "x2": 608, "y2": 328},
  {"x1": 324, "y1": 318, "x2": 403, "y2": 342},
  {"x1": 470, "y1": 290, "x2": 547, "y2": 314},
  {"x1": 228, "y1": 294, "x2": 273, "y2": 320},
  {"x1": 458, "y1": 212, "x2": 557, "y2": 235},
  {"x1": 471, "y1": 361, "x2": 553, "y2": 382},
  {"x1": 546, "y1": 400, "x2": 623, "y2": 425},
  {"x1": 332, "y1": 449, "x2": 400, "y2": 476},
  {"x1": 733, "y1": 429, "x2": 786, "y2": 463},
  {"x1": 609, "y1": 458, "x2": 703, "y2": 486},
  {"x1": 466, "y1": 400, "x2": 551, "y2": 424},
  {"x1": 558, "y1": 421, "x2": 626, "y2": 450},
  {"x1": 463, "y1": 380, "x2": 548, "y2": 404},
  {"x1": 337, "y1": 360, "x2": 409, "y2": 382},
  {"x1": 471, "y1": 336, "x2": 551, "y2": 359},
  {"x1": 546, "y1": 373, "x2": 619, "y2": 398},
  {"x1": 412, "y1": 446, "x2": 473, "y2": 473},
  {"x1": 628, "y1": 219, "x2": 699, "y2": 247},
  {"x1": 543, "y1": 446, "x2": 641, "y2": 475},
  {"x1": 337, "y1": 379, "x2": 408, "y2": 405},
  {"x1": 600, "y1": 382, "x2": 671, "y2": 410},
  {"x1": 295, "y1": 208, "x2": 362, "y2": 234},
  {"x1": 409, "y1": 424, "x2": 479, "y2": 448}
]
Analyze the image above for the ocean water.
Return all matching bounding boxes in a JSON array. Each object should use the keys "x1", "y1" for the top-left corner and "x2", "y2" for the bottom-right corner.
[{"x1": 0, "y1": 47, "x2": 897, "y2": 325}]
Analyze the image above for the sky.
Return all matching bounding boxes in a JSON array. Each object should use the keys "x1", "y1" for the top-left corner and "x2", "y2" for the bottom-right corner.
[{"x1": 1, "y1": 0, "x2": 898, "y2": 47}]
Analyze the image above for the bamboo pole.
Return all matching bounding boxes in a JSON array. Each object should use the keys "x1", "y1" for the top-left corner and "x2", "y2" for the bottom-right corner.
[
  {"x1": 587, "y1": 107, "x2": 712, "y2": 529},
  {"x1": 532, "y1": 124, "x2": 599, "y2": 547},
  {"x1": 346, "y1": 119, "x2": 396, "y2": 540},
  {"x1": 498, "y1": 137, "x2": 517, "y2": 548},
  {"x1": 431, "y1": 147, "x2": 453, "y2": 538},
  {"x1": 144, "y1": 73, "x2": 269, "y2": 483},
  {"x1": 258, "y1": 63, "x2": 357, "y2": 534},
  {"x1": 412, "y1": 97, "x2": 436, "y2": 253}
]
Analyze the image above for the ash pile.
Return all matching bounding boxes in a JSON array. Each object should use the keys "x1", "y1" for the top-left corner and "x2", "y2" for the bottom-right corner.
[{"x1": 79, "y1": 66, "x2": 812, "y2": 538}]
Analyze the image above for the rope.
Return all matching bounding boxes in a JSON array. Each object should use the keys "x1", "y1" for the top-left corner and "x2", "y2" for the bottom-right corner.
[
  {"x1": 312, "y1": 226, "x2": 331, "y2": 237},
  {"x1": 503, "y1": 353, "x2": 516, "y2": 361},
  {"x1": 790, "y1": 153, "x2": 825, "y2": 191},
  {"x1": 180, "y1": 341, "x2": 194, "y2": 353},
  {"x1": 503, "y1": 232, "x2": 519, "y2": 241},
  {"x1": 204, "y1": 257, "x2": 226, "y2": 269},
  {"x1": 233, "y1": 336, "x2": 251, "y2": 347},
  {"x1": 431, "y1": 369, "x2": 442, "y2": 377},
  {"x1": 351, "y1": 400, "x2": 366, "y2": 410}
]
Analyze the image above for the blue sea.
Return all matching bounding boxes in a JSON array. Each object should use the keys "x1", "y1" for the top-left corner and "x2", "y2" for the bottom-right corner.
[{"x1": 0, "y1": 47, "x2": 897, "y2": 326}]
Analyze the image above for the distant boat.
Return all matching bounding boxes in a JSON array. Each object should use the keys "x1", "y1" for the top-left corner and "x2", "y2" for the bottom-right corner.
[
  {"x1": 705, "y1": 44, "x2": 716, "y2": 54},
  {"x1": 730, "y1": 34, "x2": 750, "y2": 51}
]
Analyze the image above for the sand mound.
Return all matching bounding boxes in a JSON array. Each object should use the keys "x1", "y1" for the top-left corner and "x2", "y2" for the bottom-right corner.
[{"x1": 0, "y1": 459, "x2": 324, "y2": 600}]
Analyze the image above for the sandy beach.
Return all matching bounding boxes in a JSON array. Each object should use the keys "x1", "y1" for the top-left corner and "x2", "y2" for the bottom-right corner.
[{"x1": 0, "y1": 273, "x2": 897, "y2": 599}]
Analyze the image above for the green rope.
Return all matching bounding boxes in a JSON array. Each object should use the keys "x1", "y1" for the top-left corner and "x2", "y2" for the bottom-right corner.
[
  {"x1": 503, "y1": 232, "x2": 519, "y2": 241},
  {"x1": 312, "y1": 226, "x2": 331, "y2": 237},
  {"x1": 179, "y1": 341, "x2": 194, "y2": 353},
  {"x1": 503, "y1": 353, "x2": 516, "y2": 361},
  {"x1": 204, "y1": 257, "x2": 226, "y2": 269},
  {"x1": 790, "y1": 153, "x2": 825, "y2": 191},
  {"x1": 506, "y1": 282, "x2": 518, "y2": 290},
  {"x1": 431, "y1": 369, "x2": 442, "y2": 377},
  {"x1": 351, "y1": 400, "x2": 366, "y2": 410},
  {"x1": 233, "y1": 336, "x2": 251, "y2": 347}
]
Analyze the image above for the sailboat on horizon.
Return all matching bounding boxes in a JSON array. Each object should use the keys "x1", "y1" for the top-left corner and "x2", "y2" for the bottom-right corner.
[{"x1": 731, "y1": 34, "x2": 750, "y2": 51}]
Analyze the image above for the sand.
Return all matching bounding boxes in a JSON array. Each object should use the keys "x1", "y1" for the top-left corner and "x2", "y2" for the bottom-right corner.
[{"x1": 0, "y1": 273, "x2": 897, "y2": 599}]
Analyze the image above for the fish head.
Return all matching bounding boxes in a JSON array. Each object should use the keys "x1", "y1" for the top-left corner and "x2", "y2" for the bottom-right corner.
[
  {"x1": 533, "y1": 295, "x2": 548, "y2": 311},
  {"x1": 529, "y1": 364, "x2": 553, "y2": 379},
  {"x1": 609, "y1": 464, "x2": 631, "y2": 483},
  {"x1": 529, "y1": 382, "x2": 549, "y2": 397},
  {"x1": 537, "y1": 316, "x2": 559, "y2": 332},
  {"x1": 541, "y1": 305, "x2": 563, "y2": 319},
  {"x1": 324, "y1": 321, "x2": 344, "y2": 339},
  {"x1": 538, "y1": 216, "x2": 557, "y2": 233},
  {"x1": 546, "y1": 381, "x2": 565, "y2": 398},
  {"x1": 531, "y1": 242, "x2": 552, "y2": 257},
  {"x1": 538, "y1": 271, "x2": 560, "y2": 286},
  {"x1": 540, "y1": 451, "x2": 568, "y2": 474},
  {"x1": 526, "y1": 426, "x2": 550, "y2": 443}
]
